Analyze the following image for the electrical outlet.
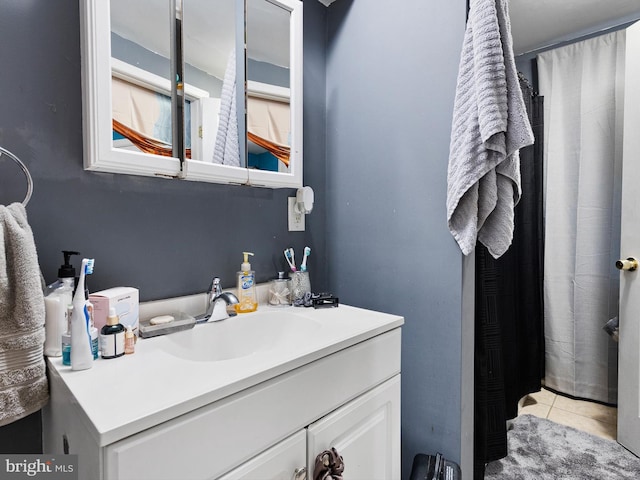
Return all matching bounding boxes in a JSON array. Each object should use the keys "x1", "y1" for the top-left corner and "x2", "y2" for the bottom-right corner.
[{"x1": 288, "y1": 197, "x2": 305, "y2": 231}]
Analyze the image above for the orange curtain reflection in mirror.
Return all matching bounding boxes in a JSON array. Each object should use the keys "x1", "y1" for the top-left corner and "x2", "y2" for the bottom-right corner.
[
  {"x1": 247, "y1": 95, "x2": 290, "y2": 167},
  {"x1": 247, "y1": 132, "x2": 289, "y2": 167},
  {"x1": 113, "y1": 119, "x2": 191, "y2": 159}
]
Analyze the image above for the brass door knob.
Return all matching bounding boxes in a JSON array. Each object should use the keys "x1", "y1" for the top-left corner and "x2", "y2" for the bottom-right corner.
[{"x1": 616, "y1": 257, "x2": 638, "y2": 271}]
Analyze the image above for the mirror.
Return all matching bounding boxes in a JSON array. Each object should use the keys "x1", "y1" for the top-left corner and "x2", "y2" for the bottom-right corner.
[
  {"x1": 180, "y1": 0, "x2": 248, "y2": 183},
  {"x1": 246, "y1": 0, "x2": 291, "y2": 174},
  {"x1": 80, "y1": 0, "x2": 302, "y2": 188},
  {"x1": 246, "y1": 0, "x2": 303, "y2": 188},
  {"x1": 184, "y1": 0, "x2": 244, "y2": 167},
  {"x1": 110, "y1": 0, "x2": 173, "y2": 159}
]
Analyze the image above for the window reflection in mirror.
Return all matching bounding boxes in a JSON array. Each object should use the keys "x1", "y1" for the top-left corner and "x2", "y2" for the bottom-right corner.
[
  {"x1": 110, "y1": 0, "x2": 174, "y2": 158},
  {"x1": 246, "y1": 0, "x2": 292, "y2": 174}
]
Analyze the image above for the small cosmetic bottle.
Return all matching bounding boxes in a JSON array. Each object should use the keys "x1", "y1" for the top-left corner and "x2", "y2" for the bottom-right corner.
[
  {"x1": 124, "y1": 325, "x2": 135, "y2": 355},
  {"x1": 100, "y1": 308, "x2": 125, "y2": 359}
]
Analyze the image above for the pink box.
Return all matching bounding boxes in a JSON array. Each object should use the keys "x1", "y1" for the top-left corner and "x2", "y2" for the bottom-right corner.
[{"x1": 89, "y1": 287, "x2": 139, "y2": 333}]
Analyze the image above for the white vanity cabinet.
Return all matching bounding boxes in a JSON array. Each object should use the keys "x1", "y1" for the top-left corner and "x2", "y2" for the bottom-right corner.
[
  {"x1": 220, "y1": 376, "x2": 401, "y2": 480},
  {"x1": 43, "y1": 305, "x2": 402, "y2": 480},
  {"x1": 307, "y1": 375, "x2": 401, "y2": 480}
]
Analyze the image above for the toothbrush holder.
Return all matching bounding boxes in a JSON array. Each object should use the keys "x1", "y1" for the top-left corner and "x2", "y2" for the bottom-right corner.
[{"x1": 289, "y1": 271, "x2": 311, "y2": 303}]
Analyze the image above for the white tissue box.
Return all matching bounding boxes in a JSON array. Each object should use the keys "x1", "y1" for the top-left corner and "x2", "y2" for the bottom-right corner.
[{"x1": 89, "y1": 287, "x2": 139, "y2": 333}]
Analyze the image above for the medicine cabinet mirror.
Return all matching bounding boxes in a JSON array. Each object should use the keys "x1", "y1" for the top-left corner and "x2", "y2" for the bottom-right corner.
[{"x1": 80, "y1": 0, "x2": 302, "y2": 188}]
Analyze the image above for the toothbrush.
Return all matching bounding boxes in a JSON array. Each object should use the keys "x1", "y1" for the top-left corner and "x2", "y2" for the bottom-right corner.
[
  {"x1": 71, "y1": 258, "x2": 95, "y2": 370},
  {"x1": 284, "y1": 248, "x2": 296, "y2": 272},
  {"x1": 300, "y1": 246, "x2": 311, "y2": 272},
  {"x1": 79, "y1": 258, "x2": 94, "y2": 341}
]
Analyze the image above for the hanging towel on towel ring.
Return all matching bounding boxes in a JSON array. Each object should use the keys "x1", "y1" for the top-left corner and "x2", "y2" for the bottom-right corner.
[
  {"x1": 447, "y1": 0, "x2": 534, "y2": 258},
  {"x1": 0, "y1": 203, "x2": 48, "y2": 426}
]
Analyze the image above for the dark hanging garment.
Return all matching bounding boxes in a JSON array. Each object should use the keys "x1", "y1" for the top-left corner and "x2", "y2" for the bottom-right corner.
[{"x1": 473, "y1": 76, "x2": 545, "y2": 479}]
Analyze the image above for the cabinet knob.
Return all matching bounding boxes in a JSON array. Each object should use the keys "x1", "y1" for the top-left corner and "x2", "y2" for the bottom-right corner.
[
  {"x1": 292, "y1": 466, "x2": 307, "y2": 480},
  {"x1": 616, "y1": 257, "x2": 638, "y2": 271}
]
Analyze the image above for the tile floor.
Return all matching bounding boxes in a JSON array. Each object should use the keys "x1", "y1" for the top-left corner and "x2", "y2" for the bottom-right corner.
[{"x1": 518, "y1": 388, "x2": 618, "y2": 440}]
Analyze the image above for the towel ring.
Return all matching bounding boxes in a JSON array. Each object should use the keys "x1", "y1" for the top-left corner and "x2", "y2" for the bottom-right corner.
[{"x1": 0, "y1": 146, "x2": 33, "y2": 206}]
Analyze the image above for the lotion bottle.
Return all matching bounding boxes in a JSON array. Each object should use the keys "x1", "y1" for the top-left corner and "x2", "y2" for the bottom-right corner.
[
  {"x1": 100, "y1": 308, "x2": 125, "y2": 359},
  {"x1": 235, "y1": 252, "x2": 258, "y2": 313}
]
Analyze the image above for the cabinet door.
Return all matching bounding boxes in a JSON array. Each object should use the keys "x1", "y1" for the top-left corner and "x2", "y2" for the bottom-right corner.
[
  {"x1": 217, "y1": 430, "x2": 307, "y2": 480},
  {"x1": 307, "y1": 375, "x2": 401, "y2": 480}
]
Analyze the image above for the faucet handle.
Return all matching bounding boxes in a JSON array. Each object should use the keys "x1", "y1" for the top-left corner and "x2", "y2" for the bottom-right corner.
[
  {"x1": 211, "y1": 277, "x2": 222, "y2": 295},
  {"x1": 207, "y1": 277, "x2": 223, "y2": 306}
]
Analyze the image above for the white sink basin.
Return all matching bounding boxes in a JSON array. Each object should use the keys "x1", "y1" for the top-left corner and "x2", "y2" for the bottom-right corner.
[{"x1": 161, "y1": 309, "x2": 322, "y2": 362}]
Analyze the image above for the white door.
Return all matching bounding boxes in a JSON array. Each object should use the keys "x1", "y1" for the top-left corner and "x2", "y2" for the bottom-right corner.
[
  {"x1": 306, "y1": 375, "x2": 401, "y2": 480},
  {"x1": 617, "y1": 20, "x2": 640, "y2": 457},
  {"x1": 217, "y1": 430, "x2": 307, "y2": 480}
]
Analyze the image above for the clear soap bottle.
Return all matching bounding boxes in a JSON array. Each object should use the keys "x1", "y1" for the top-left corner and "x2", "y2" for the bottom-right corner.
[
  {"x1": 44, "y1": 250, "x2": 78, "y2": 357},
  {"x1": 235, "y1": 252, "x2": 258, "y2": 313}
]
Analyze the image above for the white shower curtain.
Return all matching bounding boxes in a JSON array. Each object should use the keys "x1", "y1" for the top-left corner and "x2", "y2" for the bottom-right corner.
[{"x1": 538, "y1": 30, "x2": 625, "y2": 404}]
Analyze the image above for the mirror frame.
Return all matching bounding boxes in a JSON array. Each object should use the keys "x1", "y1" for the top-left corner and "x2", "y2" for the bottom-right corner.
[{"x1": 79, "y1": 0, "x2": 303, "y2": 188}]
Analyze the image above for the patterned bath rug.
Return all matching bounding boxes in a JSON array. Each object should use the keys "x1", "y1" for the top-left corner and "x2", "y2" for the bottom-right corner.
[{"x1": 484, "y1": 414, "x2": 640, "y2": 479}]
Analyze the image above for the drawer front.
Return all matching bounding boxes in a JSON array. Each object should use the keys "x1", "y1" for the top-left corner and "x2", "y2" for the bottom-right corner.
[
  {"x1": 217, "y1": 430, "x2": 306, "y2": 480},
  {"x1": 104, "y1": 329, "x2": 401, "y2": 480}
]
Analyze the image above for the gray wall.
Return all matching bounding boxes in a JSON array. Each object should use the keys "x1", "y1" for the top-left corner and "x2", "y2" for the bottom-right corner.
[
  {"x1": 325, "y1": 0, "x2": 466, "y2": 475},
  {"x1": 0, "y1": 0, "x2": 325, "y2": 299},
  {"x1": 0, "y1": 0, "x2": 326, "y2": 452},
  {"x1": 0, "y1": 0, "x2": 468, "y2": 474}
]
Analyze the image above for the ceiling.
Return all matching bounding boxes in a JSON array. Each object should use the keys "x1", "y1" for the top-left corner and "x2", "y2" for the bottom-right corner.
[
  {"x1": 110, "y1": 0, "x2": 640, "y2": 77},
  {"x1": 508, "y1": 0, "x2": 640, "y2": 55},
  {"x1": 318, "y1": 1, "x2": 640, "y2": 55}
]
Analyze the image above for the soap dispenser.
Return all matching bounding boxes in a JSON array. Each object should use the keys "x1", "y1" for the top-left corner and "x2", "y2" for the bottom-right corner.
[
  {"x1": 235, "y1": 252, "x2": 258, "y2": 313},
  {"x1": 44, "y1": 251, "x2": 78, "y2": 357}
]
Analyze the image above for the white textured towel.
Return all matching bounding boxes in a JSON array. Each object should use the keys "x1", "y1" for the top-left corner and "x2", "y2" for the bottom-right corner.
[
  {"x1": 0, "y1": 203, "x2": 48, "y2": 426},
  {"x1": 447, "y1": 0, "x2": 534, "y2": 258},
  {"x1": 213, "y1": 49, "x2": 241, "y2": 167}
]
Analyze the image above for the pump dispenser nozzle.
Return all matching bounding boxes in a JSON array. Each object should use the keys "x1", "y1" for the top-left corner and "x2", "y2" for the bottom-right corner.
[
  {"x1": 59, "y1": 250, "x2": 80, "y2": 279},
  {"x1": 241, "y1": 252, "x2": 254, "y2": 273}
]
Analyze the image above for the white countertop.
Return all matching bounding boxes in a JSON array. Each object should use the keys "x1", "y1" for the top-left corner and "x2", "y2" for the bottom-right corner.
[{"x1": 47, "y1": 303, "x2": 403, "y2": 446}]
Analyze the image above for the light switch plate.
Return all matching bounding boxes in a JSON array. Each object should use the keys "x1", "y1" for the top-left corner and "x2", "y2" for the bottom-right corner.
[{"x1": 288, "y1": 197, "x2": 305, "y2": 231}]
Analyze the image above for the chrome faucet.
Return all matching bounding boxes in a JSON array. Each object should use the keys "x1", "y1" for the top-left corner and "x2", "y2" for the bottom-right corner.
[{"x1": 195, "y1": 277, "x2": 239, "y2": 323}]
